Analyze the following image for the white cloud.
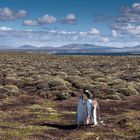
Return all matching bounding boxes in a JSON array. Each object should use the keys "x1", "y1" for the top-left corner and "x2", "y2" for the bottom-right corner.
[
  {"x1": 132, "y1": 3, "x2": 140, "y2": 10},
  {"x1": 101, "y1": 37, "x2": 109, "y2": 43},
  {"x1": 17, "y1": 10, "x2": 27, "y2": 18},
  {"x1": 88, "y1": 28, "x2": 100, "y2": 35},
  {"x1": 38, "y1": 14, "x2": 56, "y2": 24},
  {"x1": 113, "y1": 23, "x2": 140, "y2": 35},
  {"x1": 61, "y1": 13, "x2": 77, "y2": 24},
  {"x1": 0, "y1": 26, "x2": 12, "y2": 31},
  {"x1": 50, "y1": 30, "x2": 57, "y2": 33},
  {"x1": 0, "y1": 7, "x2": 27, "y2": 20},
  {"x1": 61, "y1": 30, "x2": 67, "y2": 34},
  {"x1": 23, "y1": 20, "x2": 38, "y2": 26},
  {"x1": 79, "y1": 32, "x2": 87, "y2": 36},
  {"x1": 112, "y1": 30, "x2": 117, "y2": 37},
  {"x1": 125, "y1": 24, "x2": 140, "y2": 35},
  {"x1": 73, "y1": 36, "x2": 79, "y2": 41},
  {"x1": 23, "y1": 14, "x2": 56, "y2": 26},
  {"x1": 55, "y1": 29, "x2": 100, "y2": 36},
  {"x1": 118, "y1": 3, "x2": 140, "y2": 23}
]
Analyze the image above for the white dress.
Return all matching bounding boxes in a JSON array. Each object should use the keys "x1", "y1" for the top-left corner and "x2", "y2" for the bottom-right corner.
[
  {"x1": 77, "y1": 96, "x2": 87, "y2": 125},
  {"x1": 86, "y1": 99, "x2": 97, "y2": 125}
]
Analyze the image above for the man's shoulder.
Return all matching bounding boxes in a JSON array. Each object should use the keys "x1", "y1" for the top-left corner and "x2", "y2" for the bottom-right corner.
[{"x1": 87, "y1": 99, "x2": 92, "y2": 103}]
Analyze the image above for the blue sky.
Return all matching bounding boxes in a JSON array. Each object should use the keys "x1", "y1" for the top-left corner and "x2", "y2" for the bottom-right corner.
[{"x1": 0, "y1": 0, "x2": 140, "y2": 47}]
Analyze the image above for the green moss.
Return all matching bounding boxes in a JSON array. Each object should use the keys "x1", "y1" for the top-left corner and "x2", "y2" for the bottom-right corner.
[
  {"x1": 41, "y1": 100, "x2": 55, "y2": 108},
  {"x1": 4, "y1": 85, "x2": 19, "y2": 92},
  {"x1": 47, "y1": 113, "x2": 60, "y2": 121},
  {"x1": 127, "y1": 120, "x2": 140, "y2": 136},
  {"x1": 1, "y1": 125, "x2": 47, "y2": 140},
  {"x1": 27, "y1": 104, "x2": 45, "y2": 112},
  {"x1": 67, "y1": 76, "x2": 93, "y2": 89},
  {"x1": 90, "y1": 73, "x2": 104, "y2": 80},
  {"x1": 123, "y1": 110, "x2": 140, "y2": 118},
  {"x1": 56, "y1": 92, "x2": 71, "y2": 100},
  {"x1": 93, "y1": 81, "x2": 108, "y2": 89},
  {"x1": 48, "y1": 77, "x2": 66, "y2": 87},
  {"x1": 118, "y1": 87, "x2": 138, "y2": 96},
  {"x1": 106, "y1": 95, "x2": 121, "y2": 100},
  {"x1": 112, "y1": 128, "x2": 129, "y2": 138},
  {"x1": 56, "y1": 72, "x2": 68, "y2": 79},
  {"x1": 79, "y1": 131, "x2": 115, "y2": 140}
]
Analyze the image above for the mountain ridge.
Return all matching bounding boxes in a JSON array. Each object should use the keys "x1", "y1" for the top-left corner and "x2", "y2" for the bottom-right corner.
[{"x1": 0, "y1": 44, "x2": 140, "y2": 53}]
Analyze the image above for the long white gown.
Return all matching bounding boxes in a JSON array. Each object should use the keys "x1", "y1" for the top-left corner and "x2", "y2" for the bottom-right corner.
[
  {"x1": 86, "y1": 99, "x2": 97, "y2": 125},
  {"x1": 77, "y1": 96, "x2": 87, "y2": 125}
]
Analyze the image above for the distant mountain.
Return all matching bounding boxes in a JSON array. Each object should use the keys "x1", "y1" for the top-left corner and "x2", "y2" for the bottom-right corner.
[
  {"x1": 0, "y1": 44, "x2": 140, "y2": 54},
  {"x1": 59, "y1": 44, "x2": 117, "y2": 51},
  {"x1": 18, "y1": 45, "x2": 54, "y2": 50},
  {"x1": 18, "y1": 45, "x2": 38, "y2": 49},
  {"x1": 0, "y1": 45, "x2": 13, "y2": 49},
  {"x1": 56, "y1": 44, "x2": 120, "y2": 53},
  {"x1": 120, "y1": 45, "x2": 140, "y2": 52},
  {"x1": 133, "y1": 45, "x2": 140, "y2": 49},
  {"x1": 56, "y1": 44, "x2": 140, "y2": 53},
  {"x1": 40, "y1": 46, "x2": 54, "y2": 50}
]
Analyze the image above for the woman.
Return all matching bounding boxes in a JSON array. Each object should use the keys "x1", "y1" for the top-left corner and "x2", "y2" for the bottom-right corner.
[{"x1": 84, "y1": 89, "x2": 100, "y2": 125}]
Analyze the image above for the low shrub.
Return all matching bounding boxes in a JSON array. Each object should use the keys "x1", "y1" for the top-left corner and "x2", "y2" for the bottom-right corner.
[
  {"x1": 48, "y1": 77, "x2": 66, "y2": 88},
  {"x1": 55, "y1": 72, "x2": 68, "y2": 79},
  {"x1": 56, "y1": 92, "x2": 71, "y2": 100},
  {"x1": 0, "y1": 86, "x2": 8, "y2": 99},
  {"x1": 96, "y1": 77, "x2": 111, "y2": 82},
  {"x1": 5, "y1": 76, "x2": 22, "y2": 86},
  {"x1": 3, "y1": 85, "x2": 20, "y2": 97},
  {"x1": 90, "y1": 73, "x2": 104, "y2": 80},
  {"x1": 93, "y1": 82, "x2": 108, "y2": 90},
  {"x1": 118, "y1": 87, "x2": 138, "y2": 96},
  {"x1": 28, "y1": 104, "x2": 45, "y2": 112},
  {"x1": 4, "y1": 84, "x2": 19, "y2": 92},
  {"x1": 67, "y1": 76, "x2": 93, "y2": 89},
  {"x1": 81, "y1": 68, "x2": 96, "y2": 76},
  {"x1": 133, "y1": 72, "x2": 140, "y2": 79},
  {"x1": 51, "y1": 86, "x2": 69, "y2": 91},
  {"x1": 105, "y1": 95, "x2": 121, "y2": 100}
]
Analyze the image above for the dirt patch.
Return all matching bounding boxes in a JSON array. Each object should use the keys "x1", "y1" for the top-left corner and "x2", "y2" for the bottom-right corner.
[{"x1": 0, "y1": 95, "x2": 140, "y2": 140}]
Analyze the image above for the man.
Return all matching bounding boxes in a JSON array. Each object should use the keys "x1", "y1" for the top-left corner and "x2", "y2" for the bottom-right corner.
[
  {"x1": 84, "y1": 89, "x2": 101, "y2": 125},
  {"x1": 77, "y1": 93, "x2": 87, "y2": 126}
]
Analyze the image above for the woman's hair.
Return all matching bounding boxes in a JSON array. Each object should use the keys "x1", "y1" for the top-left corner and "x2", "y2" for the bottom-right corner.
[{"x1": 84, "y1": 89, "x2": 93, "y2": 99}]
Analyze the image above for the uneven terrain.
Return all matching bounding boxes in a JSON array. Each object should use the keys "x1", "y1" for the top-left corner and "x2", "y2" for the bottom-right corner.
[{"x1": 0, "y1": 52, "x2": 140, "y2": 139}]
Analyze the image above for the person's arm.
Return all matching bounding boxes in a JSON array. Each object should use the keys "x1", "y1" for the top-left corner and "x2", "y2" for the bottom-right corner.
[
  {"x1": 93, "y1": 100, "x2": 101, "y2": 121},
  {"x1": 96, "y1": 102, "x2": 101, "y2": 121}
]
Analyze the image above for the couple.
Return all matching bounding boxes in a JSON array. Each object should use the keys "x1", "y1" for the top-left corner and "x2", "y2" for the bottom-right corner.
[{"x1": 77, "y1": 89, "x2": 101, "y2": 127}]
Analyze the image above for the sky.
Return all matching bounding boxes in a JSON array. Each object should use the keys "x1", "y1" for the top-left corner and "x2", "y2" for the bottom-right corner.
[{"x1": 0, "y1": 0, "x2": 140, "y2": 47}]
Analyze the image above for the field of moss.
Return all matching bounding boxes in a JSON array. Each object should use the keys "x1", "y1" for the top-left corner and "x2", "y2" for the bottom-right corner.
[
  {"x1": 0, "y1": 52, "x2": 140, "y2": 140},
  {"x1": 0, "y1": 52, "x2": 140, "y2": 100}
]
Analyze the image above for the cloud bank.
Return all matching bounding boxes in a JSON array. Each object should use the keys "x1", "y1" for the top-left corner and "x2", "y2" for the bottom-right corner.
[
  {"x1": 0, "y1": 7, "x2": 27, "y2": 20},
  {"x1": 0, "y1": 26, "x2": 139, "y2": 48}
]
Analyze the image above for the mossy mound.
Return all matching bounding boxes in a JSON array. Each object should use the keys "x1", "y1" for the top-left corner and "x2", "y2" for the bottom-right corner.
[
  {"x1": 4, "y1": 84, "x2": 19, "y2": 91},
  {"x1": 118, "y1": 87, "x2": 138, "y2": 96},
  {"x1": 48, "y1": 77, "x2": 66, "y2": 88},
  {"x1": 0, "y1": 86, "x2": 8, "y2": 99},
  {"x1": 56, "y1": 92, "x2": 71, "y2": 100}
]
